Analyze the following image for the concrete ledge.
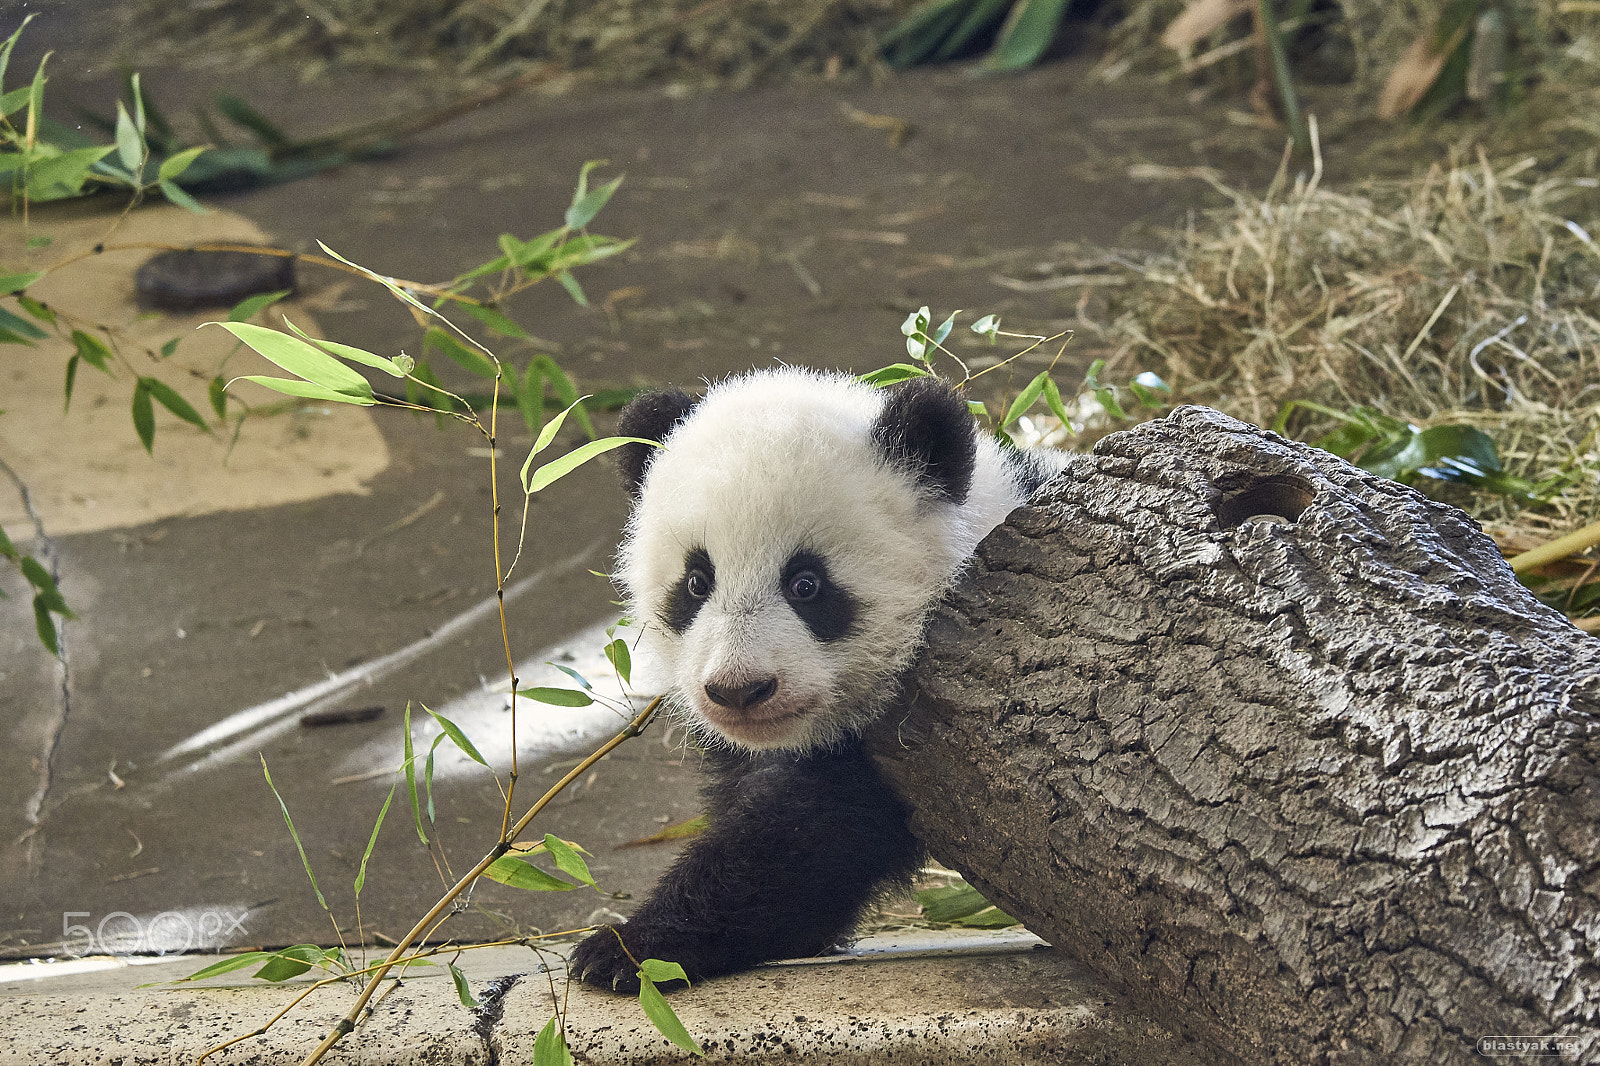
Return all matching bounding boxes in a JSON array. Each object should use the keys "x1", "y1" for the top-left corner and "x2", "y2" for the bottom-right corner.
[{"x1": 1, "y1": 932, "x2": 1202, "y2": 1065}]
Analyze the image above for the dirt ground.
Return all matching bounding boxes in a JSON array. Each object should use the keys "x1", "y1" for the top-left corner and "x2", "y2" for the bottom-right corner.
[{"x1": 1, "y1": 1, "x2": 1294, "y2": 961}]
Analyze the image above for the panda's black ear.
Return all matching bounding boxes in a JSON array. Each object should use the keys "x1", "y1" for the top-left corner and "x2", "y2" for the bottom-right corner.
[
  {"x1": 870, "y1": 377, "x2": 976, "y2": 505},
  {"x1": 616, "y1": 388, "x2": 699, "y2": 498}
]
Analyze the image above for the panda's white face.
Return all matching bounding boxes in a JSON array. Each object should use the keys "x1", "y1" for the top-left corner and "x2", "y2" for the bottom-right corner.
[{"x1": 616, "y1": 369, "x2": 1033, "y2": 753}]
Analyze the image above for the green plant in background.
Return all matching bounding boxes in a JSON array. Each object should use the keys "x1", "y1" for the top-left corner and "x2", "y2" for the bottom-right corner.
[
  {"x1": 881, "y1": 0, "x2": 1077, "y2": 70},
  {"x1": 1272, "y1": 400, "x2": 1568, "y2": 504},
  {"x1": 869, "y1": 304, "x2": 1172, "y2": 441}
]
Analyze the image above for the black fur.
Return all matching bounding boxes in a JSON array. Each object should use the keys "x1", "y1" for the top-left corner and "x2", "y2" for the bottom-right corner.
[
  {"x1": 780, "y1": 550, "x2": 857, "y2": 643},
  {"x1": 1002, "y1": 443, "x2": 1063, "y2": 499},
  {"x1": 616, "y1": 388, "x2": 700, "y2": 498},
  {"x1": 662, "y1": 547, "x2": 715, "y2": 634},
  {"x1": 568, "y1": 741, "x2": 921, "y2": 992},
  {"x1": 869, "y1": 378, "x2": 977, "y2": 505}
]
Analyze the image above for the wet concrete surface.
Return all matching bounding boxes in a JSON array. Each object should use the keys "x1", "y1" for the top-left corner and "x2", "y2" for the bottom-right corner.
[{"x1": 2, "y1": 4, "x2": 1280, "y2": 967}]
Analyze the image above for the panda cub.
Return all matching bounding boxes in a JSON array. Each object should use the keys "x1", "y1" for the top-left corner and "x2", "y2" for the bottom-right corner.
[{"x1": 570, "y1": 366, "x2": 1065, "y2": 991}]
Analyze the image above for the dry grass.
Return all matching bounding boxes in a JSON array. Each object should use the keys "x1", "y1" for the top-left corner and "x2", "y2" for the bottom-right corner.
[
  {"x1": 1075, "y1": 140, "x2": 1600, "y2": 538},
  {"x1": 117, "y1": 0, "x2": 919, "y2": 87}
]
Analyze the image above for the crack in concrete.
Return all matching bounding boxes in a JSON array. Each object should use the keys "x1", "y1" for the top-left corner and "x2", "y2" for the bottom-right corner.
[
  {"x1": 1, "y1": 455, "x2": 70, "y2": 847},
  {"x1": 471, "y1": 972, "x2": 523, "y2": 1066}
]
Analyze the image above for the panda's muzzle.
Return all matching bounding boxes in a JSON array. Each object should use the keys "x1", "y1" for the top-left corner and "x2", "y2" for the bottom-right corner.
[{"x1": 704, "y1": 676, "x2": 779, "y2": 711}]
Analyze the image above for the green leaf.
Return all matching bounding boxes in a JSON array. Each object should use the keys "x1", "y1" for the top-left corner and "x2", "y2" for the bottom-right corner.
[
  {"x1": 449, "y1": 962, "x2": 478, "y2": 1007},
  {"x1": 930, "y1": 309, "x2": 957, "y2": 347},
  {"x1": 19, "y1": 555, "x2": 67, "y2": 610},
  {"x1": 0, "y1": 305, "x2": 46, "y2": 339},
  {"x1": 227, "y1": 288, "x2": 292, "y2": 323},
  {"x1": 208, "y1": 375, "x2": 229, "y2": 420},
  {"x1": 0, "y1": 271, "x2": 45, "y2": 294},
  {"x1": 214, "y1": 92, "x2": 288, "y2": 147},
  {"x1": 983, "y1": 0, "x2": 1074, "y2": 71},
  {"x1": 404, "y1": 703, "x2": 428, "y2": 846},
  {"x1": 638, "y1": 959, "x2": 689, "y2": 985},
  {"x1": 955, "y1": 906, "x2": 1021, "y2": 928},
  {"x1": 141, "y1": 377, "x2": 211, "y2": 432},
  {"x1": 261, "y1": 756, "x2": 328, "y2": 910},
  {"x1": 548, "y1": 663, "x2": 592, "y2": 690},
  {"x1": 934, "y1": 0, "x2": 1015, "y2": 60},
  {"x1": 555, "y1": 270, "x2": 588, "y2": 307},
  {"x1": 158, "y1": 179, "x2": 205, "y2": 213},
  {"x1": 543, "y1": 834, "x2": 596, "y2": 887},
  {"x1": 174, "y1": 951, "x2": 280, "y2": 983},
  {"x1": 0, "y1": 14, "x2": 37, "y2": 90},
  {"x1": 524, "y1": 436, "x2": 656, "y2": 495},
  {"x1": 26, "y1": 146, "x2": 116, "y2": 201},
  {"x1": 280, "y1": 317, "x2": 405, "y2": 377},
  {"x1": 71, "y1": 330, "x2": 112, "y2": 372},
  {"x1": 462, "y1": 301, "x2": 529, "y2": 339},
  {"x1": 970, "y1": 313, "x2": 1000, "y2": 340},
  {"x1": 516, "y1": 361, "x2": 546, "y2": 437},
  {"x1": 915, "y1": 882, "x2": 993, "y2": 922},
  {"x1": 518, "y1": 392, "x2": 587, "y2": 488},
  {"x1": 237, "y1": 375, "x2": 378, "y2": 406},
  {"x1": 159, "y1": 337, "x2": 180, "y2": 359},
  {"x1": 33, "y1": 596, "x2": 60, "y2": 656},
  {"x1": 158, "y1": 145, "x2": 208, "y2": 183},
  {"x1": 1128, "y1": 371, "x2": 1171, "y2": 409},
  {"x1": 0, "y1": 522, "x2": 16, "y2": 562},
  {"x1": 566, "y1": 161, "x2": 623, "y2": 229},
  {"x1": 533, "y1": 1017, "x2": 575, "y2": 1066},
  {"x1": 354, "y1": 781, "x2": 396, "y2": 897},
  {"x1": 422, "y1": 703, "x2": 490, "y2": 767},
  {"x1": 605, "y1": 638, "x2": 632, "y2": 685},
  {"x1": 1002, "y1": 370, "x2": 1051, "y2": 429},
  {"x1": 15, "y1": 294, "x2": 53, "y2": 324},
  {"x1": 858, "y1": 363, "x2": 931, "y2": 386},
  {"x1": 131, "y1": 379, "x2": 155, "y2": 453},
  {"x1": 532, "y1": 355, "x2": 594, "y2": 437},
  {"x1": 638, "y1": 974, "x2": 703, "y2": 1055},
  {"x1": 483, "y1": 855, "x2": 577, "y2": 892},
  {"x1": 251, "y1": 945, "x2": 336, "y2": 983},
  {"x1": 114, "y1": 100, "x2": 144, "y2": 175},
  {"x1": 63, "y1": 354, "x2": 78, "y2": 413},
  {"x1": 1093, "y1": 386, "x2": 1127, "y2": 421},
  {"x1": 881, "y1": 0, "x2": 972, "y2": 67},
  {"x1": 211, "y1": 321, "x2": 374, "y2": 399},
  {"x1": 515, "y1": 686, "x2": 594, "y2": 707},
  {"x1": 1041, "y1": 374, "x2": 1074, "y2": 433},
  {"x1": 425, "y1": 327, "x2": 497, "y2": 378}
]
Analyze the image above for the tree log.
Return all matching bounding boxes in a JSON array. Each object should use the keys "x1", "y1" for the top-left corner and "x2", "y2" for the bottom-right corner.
[{"x1": 868, "y1": 406, "x2": 1600, "y2": 1066}]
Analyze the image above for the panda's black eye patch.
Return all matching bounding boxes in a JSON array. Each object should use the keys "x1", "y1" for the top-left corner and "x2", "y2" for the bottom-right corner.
[
  {"x1": 663, "y1": 548, "x2": 714, "y2": 634},
  {"x1": 781, "y1": 551, "x2": 856, "y2": 643}
]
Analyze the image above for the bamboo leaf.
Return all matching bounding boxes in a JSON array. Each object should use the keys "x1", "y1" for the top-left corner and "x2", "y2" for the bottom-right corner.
[
  {"x1": 638, "y1": 973, "x2": 703, "y2": 1055},
  {"x1": 131, "y1": 379, "x2": 155, "y2": 453},
  {"x1": 261, "y1": 756, "x2": 328, "y2": 909},
  {"x1": 141, "y1": 377, "x2": 211, "y2": 432},
  {"x1": 524, "y1": 437, "x2": 655, "y2": 495},
  {"x1": 211, "y1": 321, "x2": 373, "y2": 399}
]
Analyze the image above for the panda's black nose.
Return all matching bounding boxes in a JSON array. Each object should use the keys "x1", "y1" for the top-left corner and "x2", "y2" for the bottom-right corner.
[{"x1": 704, "y1": 677, "x2": 778, "y2": 710}]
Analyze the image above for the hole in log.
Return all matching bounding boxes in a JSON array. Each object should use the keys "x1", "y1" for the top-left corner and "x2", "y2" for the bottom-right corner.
[{"x1": 1211, "y1": 474, "x2": 1314, "y2": 529}]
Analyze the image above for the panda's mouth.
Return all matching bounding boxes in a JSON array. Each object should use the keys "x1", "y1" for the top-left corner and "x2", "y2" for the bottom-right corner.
[{"x1": 697, "y1": 700, "x2": 809, "y2": 746}]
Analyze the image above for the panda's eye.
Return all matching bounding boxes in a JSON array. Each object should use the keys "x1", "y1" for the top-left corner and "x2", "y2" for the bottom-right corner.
[
  {"x1": 686, "y1": 569, "x2": 711, "y2": 599},
  {"x1": 785, "y1": 570, "x2": 820, "y2": 601}
]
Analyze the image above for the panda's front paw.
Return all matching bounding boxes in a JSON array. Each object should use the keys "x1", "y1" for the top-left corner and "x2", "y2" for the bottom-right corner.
[
  {"x1": 569, "y1": 925, "x2": 644, "y2": 993},
  {"x1": 569, "y1": 924, "x2": 699, "y2": 994}
]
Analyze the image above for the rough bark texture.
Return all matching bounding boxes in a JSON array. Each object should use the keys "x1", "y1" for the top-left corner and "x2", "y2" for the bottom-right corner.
[{"x1": 868, "y1": 406, "x2": 1600, "y2": 1066}]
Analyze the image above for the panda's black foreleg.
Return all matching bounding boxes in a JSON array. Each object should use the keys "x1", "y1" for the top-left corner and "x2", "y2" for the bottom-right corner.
[{"x1": 568, "y1": 740, "x2": 922, "y2": 992}]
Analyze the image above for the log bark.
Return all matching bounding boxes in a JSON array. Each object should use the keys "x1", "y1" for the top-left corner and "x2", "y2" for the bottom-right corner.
[{"x1": 868, "y1": 406, "x2": 1600, "y2": 1066}]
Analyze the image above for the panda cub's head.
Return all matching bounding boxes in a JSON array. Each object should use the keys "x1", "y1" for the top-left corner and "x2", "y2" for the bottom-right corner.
[{"x1": 614, "y1": 368, "x2": 1040, "y2": 754}]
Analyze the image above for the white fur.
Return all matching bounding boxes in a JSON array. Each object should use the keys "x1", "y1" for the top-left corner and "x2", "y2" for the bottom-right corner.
[{"x1": 619, "y1": 367, "x2": 1063, "y2": 752}]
